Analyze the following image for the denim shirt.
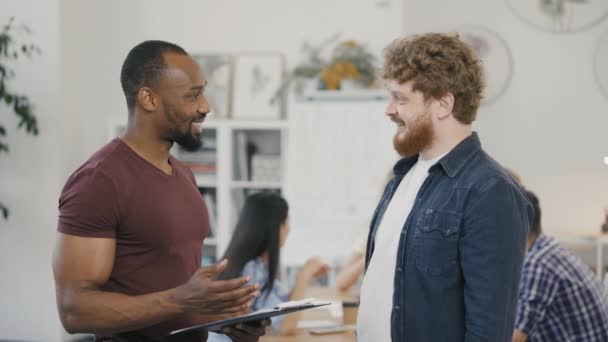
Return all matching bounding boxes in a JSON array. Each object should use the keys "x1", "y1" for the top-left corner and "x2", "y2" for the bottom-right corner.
[{"x1": 365, "y1": 133, "x2": 533, "y2": 342}]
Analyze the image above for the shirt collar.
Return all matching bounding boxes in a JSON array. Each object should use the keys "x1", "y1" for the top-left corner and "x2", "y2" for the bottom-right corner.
[{"x1": 393, "y1": 132, "x2": 482, "y2": 178}]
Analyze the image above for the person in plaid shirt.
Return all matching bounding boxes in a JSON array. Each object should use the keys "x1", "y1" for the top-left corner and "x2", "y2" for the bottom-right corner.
[{"x1": 513, "y1": 190, "x2": 608, "y2": 341}]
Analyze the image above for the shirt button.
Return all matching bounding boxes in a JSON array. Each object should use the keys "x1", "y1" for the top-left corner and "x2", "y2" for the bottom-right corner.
[
  {"x1": 394, "y1": 305, "x2": 400, "y2": 310},
  {"x1": 396, "y1": 267, "x2": 402, "y2": 272}
]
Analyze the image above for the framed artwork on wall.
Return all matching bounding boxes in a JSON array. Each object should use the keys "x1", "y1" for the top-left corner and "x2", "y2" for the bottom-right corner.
[
  {"x1": 232, "y1": 53, "x2": 284, "y2": 120},
  {"x1": 192, "y1": 54, "x2": 233, "y2": 118}
]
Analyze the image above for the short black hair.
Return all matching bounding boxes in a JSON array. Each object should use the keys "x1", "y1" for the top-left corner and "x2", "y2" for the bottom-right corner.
[
  {"x1": 524, "y1": 189, "x2": 542, "y2": 236},
  {"x1": 120, "y1": 40, "x2": 188, "y2": 112}
]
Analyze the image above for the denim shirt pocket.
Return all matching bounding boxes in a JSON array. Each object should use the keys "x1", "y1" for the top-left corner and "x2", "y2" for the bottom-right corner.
[{"x1": 414, "y1": 208, "x2": 461, "y2": 277}]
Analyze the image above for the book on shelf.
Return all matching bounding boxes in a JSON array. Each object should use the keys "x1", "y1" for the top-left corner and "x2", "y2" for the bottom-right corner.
[
  {"x1": 234, "y1": 131, "x2": 261, "y2": 181},
  {"x1": 194, "y1": 173, "x2": 217, "y2": 185},
  {"x1": 178, "y1": 150, "x2": 216, "y2": 164},
  {"x1": 201, "y1": 136, "x2": 217, "y2": 150},
  {"x1": 234, "y1": 131, "x2": 248, "y2": 181},
  {"x1": 198, "y1": 188, "x2": 217, "y2": 238},
  {"x1": 203, "y1": 192, "x2": 217, "y2": 238},
  {"x1": 251, "y1": 153, "x2": 281, "y2": 182},
  {"x1": 185, "y1": 163, "x2": 217, "y2": 174}
]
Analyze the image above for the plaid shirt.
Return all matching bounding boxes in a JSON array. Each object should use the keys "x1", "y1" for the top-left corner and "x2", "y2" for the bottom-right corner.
[{"x1": 516, "y1": 234, "x2": 608, "y2": 341}]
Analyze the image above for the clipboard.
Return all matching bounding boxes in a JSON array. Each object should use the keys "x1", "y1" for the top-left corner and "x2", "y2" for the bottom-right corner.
[{"x1": 168, "y1": 299, "x2": 331, "y2": 335}]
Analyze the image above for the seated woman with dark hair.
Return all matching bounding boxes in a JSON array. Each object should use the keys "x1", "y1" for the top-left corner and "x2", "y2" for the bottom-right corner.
[{"x1": 209, "y1": 192, "x2": 329, "y2": 340}]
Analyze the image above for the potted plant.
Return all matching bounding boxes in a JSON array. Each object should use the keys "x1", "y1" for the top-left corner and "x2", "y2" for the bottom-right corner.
[
  {"x1": 319, "y1": 40, "x2": 377, "y2": 90},
  {"x1": 0, "y1": 17, "x2": 40, "y2": 219},
  {"x1": 272, "y1": 34, "x2": 378, "y2": 103}
]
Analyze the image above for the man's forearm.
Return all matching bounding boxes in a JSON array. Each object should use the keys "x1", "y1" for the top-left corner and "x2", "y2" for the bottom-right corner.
[
  {"x1": 58, "y1": 286, "x2": 185, "y2": 334},
  {"x1": 336, "y1": 255, "x2": 364, "y2": 292}
]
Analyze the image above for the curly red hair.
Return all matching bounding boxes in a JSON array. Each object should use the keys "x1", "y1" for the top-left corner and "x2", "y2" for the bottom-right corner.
[{"x1": 382, "y1": 33, "x2": 485, "y2": 124}]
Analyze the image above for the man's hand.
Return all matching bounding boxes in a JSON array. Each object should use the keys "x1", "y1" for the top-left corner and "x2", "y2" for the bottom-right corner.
[
  {"x1": 219, "y1": 319, "x2": 271, "y2": 342},
  {"x1": 512, "y1": 329, "x2": 528, "y2": 342},
  {"x1": 176, "y1": 260, "x2": 261, "y2": 315},
  {"x1": 301, "y1": 257, "x2": 330, "y2": 280}
]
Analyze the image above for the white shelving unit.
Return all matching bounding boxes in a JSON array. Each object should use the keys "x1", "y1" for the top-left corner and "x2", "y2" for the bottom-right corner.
[
  {"x1": 222, "y1": 119, "x2": 288, "y2": 258},
  {"x1": 108, "y1": 118, "x2": 288, "y2": 266}
]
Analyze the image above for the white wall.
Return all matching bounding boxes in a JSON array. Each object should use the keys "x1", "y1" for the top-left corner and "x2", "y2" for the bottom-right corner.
[
  {"x1": 283, "y1": 100, "x2": 399, "y2": 265},
  {"x1": 0, "y1": 1, "x2": 64, "y2": 341},
  {"x1": 403, "y1": 0, "x2": 608, "y2": 234}
]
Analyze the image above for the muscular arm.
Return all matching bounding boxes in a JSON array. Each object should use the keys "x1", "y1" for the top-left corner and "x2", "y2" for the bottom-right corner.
[{"x1": 52, "y1": 233, "x2": 185, "y2": 334}]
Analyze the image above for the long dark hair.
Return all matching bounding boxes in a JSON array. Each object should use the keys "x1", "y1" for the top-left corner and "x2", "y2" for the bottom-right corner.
[{"x1": 218, "y1": 191, "x2": 288, "y2": 295}]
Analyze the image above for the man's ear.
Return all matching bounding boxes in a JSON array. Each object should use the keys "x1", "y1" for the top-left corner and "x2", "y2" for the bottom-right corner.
[
  {"x1": 434, "y1": 92, "x2": 455, "y2": 120},
  {"x1": 137, "y1": 87, "x2": 158, "y2": 112}
]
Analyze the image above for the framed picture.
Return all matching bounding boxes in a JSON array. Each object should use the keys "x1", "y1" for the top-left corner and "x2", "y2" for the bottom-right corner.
[
  {"x1": 192, "y1": 54, "x2": 233, "y2": 118},
  {"x1": 232, "y1": 53, "x2": 284, "y2": 120}
]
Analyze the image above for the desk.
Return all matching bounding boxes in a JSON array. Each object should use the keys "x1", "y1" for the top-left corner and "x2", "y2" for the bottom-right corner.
[{"x1": 260, "y1": 287, "x2": 357, "y2": 342}]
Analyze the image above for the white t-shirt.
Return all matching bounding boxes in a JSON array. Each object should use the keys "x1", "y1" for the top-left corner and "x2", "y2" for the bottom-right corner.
[{"x1": 357, "y1": 155, "x2": 443, "y2": 341}]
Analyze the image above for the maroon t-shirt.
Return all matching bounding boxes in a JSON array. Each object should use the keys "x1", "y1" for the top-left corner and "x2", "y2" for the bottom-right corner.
[{"x1": 58, "y1": 138, "x2": 210, "y2": 341}]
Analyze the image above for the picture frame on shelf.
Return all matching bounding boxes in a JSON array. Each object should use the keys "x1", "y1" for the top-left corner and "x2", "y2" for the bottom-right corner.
[
  {"x1": 232, "y1": 53, "x2": 284, "y2": 120},
  {"x1": 192, "y1": 54, "x2": 233, "y2": 118}
]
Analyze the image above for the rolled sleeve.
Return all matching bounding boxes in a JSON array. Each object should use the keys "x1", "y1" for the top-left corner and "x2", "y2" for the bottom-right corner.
[{"x1": 515, "y1": 260, "x2": 559, "y2": 336}]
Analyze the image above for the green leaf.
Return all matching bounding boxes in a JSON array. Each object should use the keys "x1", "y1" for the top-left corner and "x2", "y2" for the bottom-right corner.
[
  {"x1": 0, "y1": 17, "x2": 41, "y2": 161},
  {"x1": 0, "y1": 202, "x2": 8, "y2": 220}
]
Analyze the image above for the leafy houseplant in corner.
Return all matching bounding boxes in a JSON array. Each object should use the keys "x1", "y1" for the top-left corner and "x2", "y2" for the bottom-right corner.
[{"x1": 0, "y1": 17, "x2": 41, "y2": 219}]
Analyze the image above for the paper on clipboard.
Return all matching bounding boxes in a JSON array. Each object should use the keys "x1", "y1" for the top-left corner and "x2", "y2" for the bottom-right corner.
[{"x1": 168, "y1": 299, "x2": 331, "y2": 335}]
